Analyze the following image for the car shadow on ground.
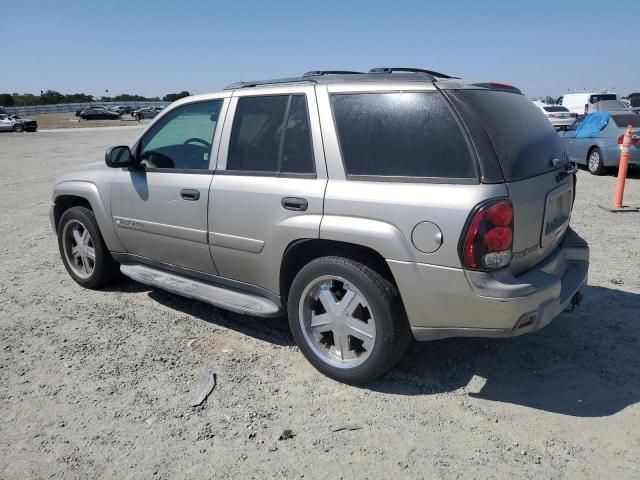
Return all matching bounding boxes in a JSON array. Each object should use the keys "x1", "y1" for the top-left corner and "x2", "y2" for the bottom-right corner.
[
  {"x1": 131, "y1": 280, "x2": 639, "y2": 418},
  {"x1": 374, "y1": 285, "x2": 640, "y2": 417},
  {"x1": 146, "y1": 286, "x2": 295, "y2": 348}
]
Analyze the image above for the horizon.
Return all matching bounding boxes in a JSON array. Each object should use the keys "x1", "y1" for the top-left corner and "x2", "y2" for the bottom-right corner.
[{"x1": 2, "y1": 0, "x2": 638, "y2": 99}]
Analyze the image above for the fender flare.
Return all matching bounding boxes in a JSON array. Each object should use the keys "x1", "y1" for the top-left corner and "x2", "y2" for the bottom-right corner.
[
  {"x1": 319, "y1": 215, "x2": 416, "y2": 262},
  {"x1": 52, "y1": 180, "x2": 124, "y2": 252}
]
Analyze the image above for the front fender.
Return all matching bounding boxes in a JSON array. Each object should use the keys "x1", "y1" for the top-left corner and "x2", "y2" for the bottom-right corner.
[
  {"x1": 52, "y1": 180, "x2": 124, "y2": 252},
  {"x1": 319, "y1": 215, "x2": 415, "y2": 262}
]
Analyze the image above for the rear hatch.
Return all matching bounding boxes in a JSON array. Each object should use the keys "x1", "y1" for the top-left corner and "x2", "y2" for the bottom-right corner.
[{"x1": 444, "y1": 87, "x2": 574, "y2": 274}]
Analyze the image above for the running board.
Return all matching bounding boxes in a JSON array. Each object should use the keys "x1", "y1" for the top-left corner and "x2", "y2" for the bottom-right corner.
[{"x1": 120, "y1": 264, "x2": 281, "y2": 317}]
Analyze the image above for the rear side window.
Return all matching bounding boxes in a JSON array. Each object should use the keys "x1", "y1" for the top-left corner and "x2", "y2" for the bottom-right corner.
[
  {"x1": 331, "y1": 92, "x2": 476, "y2": 180},
  {"x1": 227, "y1": 95, "x2": 314, "y2": 175},
  {"x1": 450, "y1": 90, "x2": 565, "y2": 181},
  {"x1": 612, "y1": 114, "x2": 640, "y2": 128}
]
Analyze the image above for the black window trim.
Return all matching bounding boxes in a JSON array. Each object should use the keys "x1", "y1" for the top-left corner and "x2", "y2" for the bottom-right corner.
[
  {"x1": 133, "y1": 98, "x2": 224, "y2": 173},
  {"x1": 224, "y1": 93, "x2": 316, "y2": 178},
  {"x1": 329, "y1": 90, "x2": 480, "y2": 184}
]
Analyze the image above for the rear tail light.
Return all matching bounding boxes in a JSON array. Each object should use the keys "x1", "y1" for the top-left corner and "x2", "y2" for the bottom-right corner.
[
  {"x1": 460, "y1": 199, "x2": 514, "y2": 271},
  {"x1": 584, "y1": 103, "x2": 589, "y2": 114},
  {"x1": 618, "y1": 134, "x2": 640, "y2": 145}
]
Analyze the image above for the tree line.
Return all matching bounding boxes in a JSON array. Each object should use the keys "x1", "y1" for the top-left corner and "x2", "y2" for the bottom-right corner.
[{"x1": 0, "y1": 90, "x2": 191, "y2": 107}]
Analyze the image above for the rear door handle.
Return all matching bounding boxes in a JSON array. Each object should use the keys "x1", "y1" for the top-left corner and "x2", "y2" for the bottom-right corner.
[
  {"x1": 281, "y1": 197, "x2": 308, "y2": 211},
  {"x1": 180, "y1": 189, "x2": 200, "y2": 201}
]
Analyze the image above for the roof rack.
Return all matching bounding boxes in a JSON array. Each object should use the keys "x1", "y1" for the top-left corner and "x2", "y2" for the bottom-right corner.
[
  {"x1": 224, "y1": 77, "x2": 315, "y2": 90},
  {"x1": 303, "y1": 70, "x2": 364, "y2": 77},
  {"x1": 369, "y1": 67, "x2": 459, "y2": 80}
]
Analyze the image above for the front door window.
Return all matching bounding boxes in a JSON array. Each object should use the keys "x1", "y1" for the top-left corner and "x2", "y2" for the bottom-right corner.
[{"x1": 138, "y1": 100, "x2": 223, "y2": 171}]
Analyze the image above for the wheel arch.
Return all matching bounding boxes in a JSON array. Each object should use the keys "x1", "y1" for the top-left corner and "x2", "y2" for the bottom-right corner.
[
  {"x1": 279, "y1": 239, "x2": 397, "y2": 305},
  {"x1": 52, "y1": 181, "x2": 124, "y2": 251}
]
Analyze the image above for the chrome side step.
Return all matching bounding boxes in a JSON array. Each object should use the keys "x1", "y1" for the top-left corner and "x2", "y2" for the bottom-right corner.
[{"x1": 120, "y1": 264, "x2": 281, "y2": 317}]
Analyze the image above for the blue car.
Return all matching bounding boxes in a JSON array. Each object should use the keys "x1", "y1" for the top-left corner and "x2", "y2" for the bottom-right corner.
[{"x1": 560, "y1": 112, "x2": 640, "y2": 175}]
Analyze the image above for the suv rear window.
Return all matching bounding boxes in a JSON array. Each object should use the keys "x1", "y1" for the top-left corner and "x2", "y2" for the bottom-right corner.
[
  {"x1": 449, "y1": 90, "x2": 565, "y2": 181},
  {"x1": 331, "y1": 92, "x2": 476, "y2": 180}
]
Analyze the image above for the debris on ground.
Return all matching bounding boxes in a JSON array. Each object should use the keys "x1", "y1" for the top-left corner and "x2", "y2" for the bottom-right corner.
[
  {"x1": 278, "y1": 429, "x2": 295, "y2": 441},
  {"x1": 190, "y1": 372, "x2": 217, "y2": 407},
  {"x1": 331, "y1": 423, "x2": 364, "y2": 432}
]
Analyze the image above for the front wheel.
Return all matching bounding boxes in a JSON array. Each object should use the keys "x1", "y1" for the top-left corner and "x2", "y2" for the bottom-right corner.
[
  {"x1": 587, "y1": 147, "x2": 607, "y2": 175},
  {"x1": 287, "y1": 256, "x2": 411, "y2": 385},
  {"x1": 57, "y1": 206, "x2": 119, "y2": 289}
]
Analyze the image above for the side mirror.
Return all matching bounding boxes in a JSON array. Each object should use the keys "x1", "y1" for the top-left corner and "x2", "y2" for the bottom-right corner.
[{"x1": 105, "y1": 145, "x2": 134, "y2": 168}]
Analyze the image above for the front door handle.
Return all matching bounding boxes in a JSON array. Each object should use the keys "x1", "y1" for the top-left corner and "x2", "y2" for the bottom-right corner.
[
  {"x1": 180, "y1": 189, "x2": 200, "y2": 201},
  {"x1": 281, "y1": 197, "x2": 308, "y2": 211}
]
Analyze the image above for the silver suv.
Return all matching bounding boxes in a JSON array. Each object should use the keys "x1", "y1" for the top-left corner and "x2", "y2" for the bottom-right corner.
[{"x1": 51, "y1": 68, "x2": 589, "y2": 384}]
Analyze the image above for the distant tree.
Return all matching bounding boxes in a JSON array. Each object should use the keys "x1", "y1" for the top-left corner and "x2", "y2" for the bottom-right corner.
[
  {"x1": 40, "y1": 90, "x2": 65, "y2": 105},
  {"x1": 163, "y1": 91, "x2": 191, "y2": 102},
  {"x1": 0, "y1": 93, "x2": 14, "y2": 106}
]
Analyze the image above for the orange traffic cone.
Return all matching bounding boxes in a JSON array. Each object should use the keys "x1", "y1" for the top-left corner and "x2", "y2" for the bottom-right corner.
[{"x1": 600, "y1": 125, "x2": 639, "y2": 212}]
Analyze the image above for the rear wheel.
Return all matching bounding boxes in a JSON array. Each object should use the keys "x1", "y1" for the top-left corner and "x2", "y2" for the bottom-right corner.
[
  {"x1": 587, "y1": 147, "x2": 607, "y2": 175},
  {"x1": 57, "y1": 206, "x2": 119, "y2": 289},
  {"x1": 287, "y1": 256, "x2": 411, "y2": 385}
]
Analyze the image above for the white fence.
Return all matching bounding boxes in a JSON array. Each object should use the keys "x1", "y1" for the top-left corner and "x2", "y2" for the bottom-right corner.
[{"x1": 2, "y1": 101, "x2": 170, "y2": 116}]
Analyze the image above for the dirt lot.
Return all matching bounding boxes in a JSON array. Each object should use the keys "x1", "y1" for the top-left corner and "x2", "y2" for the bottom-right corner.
[
  {"x1": 1, "y1": 128, "x2": 639, "y2": 479},
  {"x1": 19, "y1": 112, "x2": 151, "y2": 130}
]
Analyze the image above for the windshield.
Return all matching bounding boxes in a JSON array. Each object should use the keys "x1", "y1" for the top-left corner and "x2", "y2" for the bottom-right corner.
[{"x1": 594, "y1": 100, "x2": 628, "y2": 111}]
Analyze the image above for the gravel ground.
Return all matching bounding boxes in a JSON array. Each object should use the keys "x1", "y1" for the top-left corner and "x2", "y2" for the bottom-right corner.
[{"x1": 1, "y1": 128, "x2": 639, "y2": 479}]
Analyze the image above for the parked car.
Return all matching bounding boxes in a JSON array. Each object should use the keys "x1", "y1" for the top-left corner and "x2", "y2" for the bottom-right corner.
[
  {"x1": 560, "y1": 112, "x2": 640, "y2": 175},
  {"x1": 589, "y1": 99, "x2": 633, "y2": 112},
  {"x1": 50, "y1": 69, "x2": 588, "y2": 384},
  {"x1": 535, "y1": 104, "x2": 577, "y2": 130},
  {"x1": 0, "y1": 113, "x2": 38, "y2": 132},
  {"x1": 79, "y1": 107, "x2": 121, "y2": 120},
  {"x1": 132, "y1": 106, "x2": 164, "y2": 120},
  {"x1": 557, "y1": 92, "x2": 618, "y2": 114}
]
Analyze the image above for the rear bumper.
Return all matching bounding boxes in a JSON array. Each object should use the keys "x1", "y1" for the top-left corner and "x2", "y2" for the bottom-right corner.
[{"x1": 388, "y1": 228, "x2": 589, "y2": 341}]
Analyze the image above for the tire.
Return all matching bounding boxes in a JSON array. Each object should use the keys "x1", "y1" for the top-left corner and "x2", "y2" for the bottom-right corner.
[
  {"x1": 13, "y1": 124, "x2": 23, "y2": 133},
  {"x1": 57, "y1": 206, "x2": 119, "y2": 289},
  {"x1": 587, "y1": 147, "x2": 607, "y2": 175},
  {"x1": 287, "y1": 256, "x2": 411, "y2": 385}
]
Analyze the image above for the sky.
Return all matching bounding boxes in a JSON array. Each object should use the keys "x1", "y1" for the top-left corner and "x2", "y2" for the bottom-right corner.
[{"x1": 1, "y1": 0, "x2": 638, "y2": 99}]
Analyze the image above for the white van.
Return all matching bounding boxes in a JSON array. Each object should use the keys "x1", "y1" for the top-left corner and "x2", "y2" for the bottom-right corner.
[{"x1": 557, "y1": 92, "x2": 617, "y2": 114}]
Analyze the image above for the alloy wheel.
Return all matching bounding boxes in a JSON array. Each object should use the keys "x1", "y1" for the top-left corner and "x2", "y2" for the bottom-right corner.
[
  {"x1": 588, "y1": 150, "x2": 600, "y2": 172},
  {"x1": 62, "y1": 220, "x2": 96, "y2": 279},
  {"x1": 299, "y1": 276, "x2": 376, "y2": 369}
]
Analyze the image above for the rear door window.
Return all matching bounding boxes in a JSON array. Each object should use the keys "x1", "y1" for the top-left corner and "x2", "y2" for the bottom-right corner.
[
  {"x1": 330, "y1": 92, "x2": 476, "y2": 180},
  {"x1": 448, "y1": 90, "x2": 565, "y2": 181},
  {"x1": 227, "y1": 95, "x2": 315, "y2": 174}
]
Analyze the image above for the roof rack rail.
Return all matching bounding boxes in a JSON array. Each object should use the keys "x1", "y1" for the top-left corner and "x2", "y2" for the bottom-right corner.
[
  {"x1": 302, "y1": 70, "x2": 363, "y2": 77},
  {"x1": 369, "y1": 67, "x2": 459, "y2": 79},
  {"x1": 224, "y1": 77, "x2": 315, "y2": 90}
]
